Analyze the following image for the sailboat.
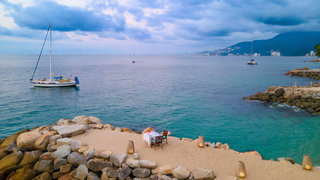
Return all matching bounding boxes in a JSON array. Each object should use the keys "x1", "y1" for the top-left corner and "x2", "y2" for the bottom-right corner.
[
  {"x1": 247, "y1": 41, "x2": 257, "y2": 65},
  {"x1": 30, "y1": 24, "x2": 79, "y2": 87}
]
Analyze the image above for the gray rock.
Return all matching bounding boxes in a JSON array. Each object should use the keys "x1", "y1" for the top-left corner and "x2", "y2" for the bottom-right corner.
[
  {"x1": 5, "y1": 142, "x2": 17, "y2": 152},
  {"x1": 133, "y1": 178, "x2": 151, "y2": 180},
  {"x1": 67, "y1": 152, "x2": 86, "y2": 166},
  {"x1": 19, "y1": 150, "x2": 43, "y2": 166},
  {"x1": 193, "y1": 167, "x2": 215, "y2": 180},
  {"x1": 172, "y1": 166, "x2": 190, "y2": 180},
  {"x1": 33, "y1": 160, "x2": 54, "y2": 173},
  {"x1": 275, "y1": 88, "x2": 285, "y2": 97},
  {"x1": 71, "y1": 164, "x2": 88, "y2": 180},
  {"x1": 51, "y1": 145, "x2": 71, "y2": 159},
  {"x1": 139, "y1": 160, "x2": 157, "y2": 169},
  {"x1": 277, "y1": 157, "x2": 295, "y2": 164},
  {"x1": 119, "y1": 166, "x2": 132, "y2": 180},
  {"x1": 49, "y1": 134, "x2": 62, "y2": 145},
  {"x1": 57, "y1": 138, "x2": 75, "y2": 146},
  {"x1": 160, "y1": 175, "x2": 171, "y2": 180},
  {"x1": 132, "y1": 168, "x2": 151, "y2": 178},
  {"x1": 150, "y1": 175, "x2": 159, "y2": 180},
  {"x1": 53, "y1": 125, "x2": 87, "y2": 137},
  {"x1": 86, "y1": 116, "x2": 103, "y2": 124},
  {"x1": 87, "y1": 158, "x2": 113, "y2": 172},
  {"x1": 54, "y1": 158, "x2": 68, "y2": 170},
  {"x1": 110, "y1": 153, "x2": 128, "y2": 167},
  {"x1": 133, "y1": 153, "x2": 139, "y2": 159},
  {"x1": 34, "y1": 131, "x2": 57, "y2": 151},
  {"x1": 52, "y1": 171, "x2": 66, "y2": 179},
  {"x1": 72, "y1": 115, "x2": 87, "y2": 124},
  {"x1": 33, "y1": 172, "x2": 52, "y2": 180},
  {"x1": 108, "y1": 169, "x2": 120, "y2": 178},
  {"x1": 52, "y1": 118, "x2": 75, "y2": 126},
  {"x1": 95, "y1": 149, "x2": 113, "y2": 160},
  {"x1": 88, "y1": 171, "x2": 101, "y2": 180},
  {"x1": 60, "y1": 163, "x2": 73, "y2": 173},
  {"x1": 71, "y1": 139, "x2": 83, "y2": 152},
  {"x1": 84, "y1": 147, "x2": 95, "y2": 160},
  {"x1": 0, "y1": 151, "x2": 23, "y2": 171},
  {"x1": 127, "y1": 158, "x2": 140, "y2": 168},
  {"x1": 47, "y1": 144, "x2": 59, "y2": 152}
]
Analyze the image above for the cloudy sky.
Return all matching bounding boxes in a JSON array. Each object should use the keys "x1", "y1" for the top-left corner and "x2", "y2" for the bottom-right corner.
[{"x1": 1, "y1": 0, "x2": 320, "y2": 54}]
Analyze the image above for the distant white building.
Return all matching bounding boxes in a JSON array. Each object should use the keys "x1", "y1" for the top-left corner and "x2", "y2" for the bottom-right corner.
[
  {"x1": 228, "y1": 53, "x2": 233, "y2": 56},
  {"x1": 271, "y1": 50, "x2": 280, "y2": 56},
  {"x1": 253, "y1": 53, "x2": 260, "y2": 56},
  {"x1": 310, "y1": 51, "x2": 315, "y2": 56}
]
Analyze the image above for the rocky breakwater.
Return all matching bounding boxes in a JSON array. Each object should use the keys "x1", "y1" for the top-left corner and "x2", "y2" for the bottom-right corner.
[
  {"x1": 309, "y1": 59, "x2": 320, "y2": 62},
  {"x1": 284, "y1": 67, "x2": 320, "y2": 80},
  {"x1": 0, "y1": 115, "x2": 218, "y2": 180},
  {"x1": 244, "y1": 86, "x2": 320, "y2": 114}
]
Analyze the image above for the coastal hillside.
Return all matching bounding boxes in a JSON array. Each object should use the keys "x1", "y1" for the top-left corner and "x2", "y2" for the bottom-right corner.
[{"x1": 199, "y1": 32, "x2": 320, "y2": 56}]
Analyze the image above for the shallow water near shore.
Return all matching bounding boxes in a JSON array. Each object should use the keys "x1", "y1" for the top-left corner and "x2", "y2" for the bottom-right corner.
[{"x1": 1, "y1": 55, "x2": 320, "y2": 165}]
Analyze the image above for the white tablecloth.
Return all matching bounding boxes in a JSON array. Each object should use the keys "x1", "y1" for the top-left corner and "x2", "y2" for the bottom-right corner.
[{"x1": 142, "y1": 131, "x2": 160, "y2": 146}]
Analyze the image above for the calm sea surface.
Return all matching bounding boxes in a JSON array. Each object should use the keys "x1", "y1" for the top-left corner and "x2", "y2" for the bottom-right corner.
[{"x1": 1, "y1": 55, "x2": 320, "y2": 165}]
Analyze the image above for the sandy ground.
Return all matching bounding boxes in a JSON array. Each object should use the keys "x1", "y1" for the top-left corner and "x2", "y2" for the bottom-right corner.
[
  {"x1": 72, "y1": 129, "x2": 320, "y2": 180},
  {"x1": 297, "y1": 87, "x2": 320, "y2": 91}
]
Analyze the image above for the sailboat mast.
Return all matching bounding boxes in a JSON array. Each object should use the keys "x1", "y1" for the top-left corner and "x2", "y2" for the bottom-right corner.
[
  {"x1": 250, "y1": 41, "x2": 253, "y2": 59},
  {"x1": 49, "y1": 24, "x2": 52, "y2": 81}
]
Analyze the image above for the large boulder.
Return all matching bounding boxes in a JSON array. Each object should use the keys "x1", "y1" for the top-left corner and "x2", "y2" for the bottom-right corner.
[
  {"x1": 67, "y1": 152, "x2": 86, "y2": 166},
  {"x1": 275, "y1": 88, "x2": 285, "y2": 97},
  {"x1": 119, "y1": 166, "x2": 132, "y2": 180},
  {"x1": 268, "y1": 86, "x2": 277, "y2": 91},
  {"x1": 53, "y1": 158, "x2": 68, "y2": 170},
  {"x1": 0, "y1": 151, "x2": 23, "y2": 171},
  {"x1": 193, "y1": 168, "x2": 215, "y2": 180},
  {"x1": 172, "y1": 166, "x2": 190, "y2": 180},
  {"x1": 160, "y1": 165, "x2": 172, "y2": 175},
  {"x1": 52, "y1": 118, "x2": 75, "y2": 126},
  {"x1": 51, "y1": 145, "x2": 71, "y2": 159},
  {"x1": 72, "y1": 115, "x2": 87, "y2": 124},
  {"x1": 34, "y1": 131, "x2": 57, "y2": 151},
  {"x1": 57, "y1": 138, "x2": 75, "y2": 146},
  {"x1": 53, "y1": 125, "x2": 86, "y2": 137},
  {"x1": 49, "y1": 134, "x2": 62, "y2": 145},
  {"x1": 0, "y1": 128, "x2": 29, "y2": 147},
  {"x1": 60, "y1": 163, "x2": 73, "y2": 173},
  {"x1": 95, "y1": 149, "x2": 113, "y2": 160},
  {"x1": 71, "y1": 164, "x2": 88, "y2": 180},
  {"x1": 32, "y1": 172, "x2": 52, "y2": 180},
  {"x1": 126, "y1": 158, "x2": 140, "y2": 168},
  {"x1": 0, "y1": 146, "x2": 9, "y2": 161},
  {"x1": 19, "y1": 150, "x2": 43, "y2": 166},
  {"x1": 103, "y1": 124, "x2": 115, "y2": 130},
  {"x1": 83, "y1": 147, "x2": 95, "y2": 160},
  {"x1": 86, "y1": 116, "x2": 102, "y2": 124},
  {"x1": 87, "y1": 171, "x2": 100, "y2": 180},
  {"x1": 16, "y1": 132, "x2": 42, "y2": 150},
  {"x1": 110, "y1": 153, "x2": 127, "y2": 167},
  {"x1": 132, "y1": 168, "x2": 151, "y2": 178},
  {"x1": 139, "y1": 160, "x2": 158, "y2": 169},
  {"x1": 87, "y1": 158, "x2": 113, "y2": 172},
  {"x1": 71, "y1": 139, "x2": 83, "y2": 152},
  {"x1": 33, "y1": 160, "x2": 54, "y2": 173}
]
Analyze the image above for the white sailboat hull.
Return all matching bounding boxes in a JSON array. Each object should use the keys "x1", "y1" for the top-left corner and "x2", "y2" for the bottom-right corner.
[{"x1": 31, "y1": 80, "x2": 77, "y2": 87}]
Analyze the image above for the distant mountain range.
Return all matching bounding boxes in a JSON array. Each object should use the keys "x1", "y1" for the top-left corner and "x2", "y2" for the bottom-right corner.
[{"x1": 198, "y1": 32, "x2": 320, "y2": 56}]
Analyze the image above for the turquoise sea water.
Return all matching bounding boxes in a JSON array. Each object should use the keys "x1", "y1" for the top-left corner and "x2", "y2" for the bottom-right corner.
[{"x1": 1, "y1": 55, "x2": 320, "y2": 165}]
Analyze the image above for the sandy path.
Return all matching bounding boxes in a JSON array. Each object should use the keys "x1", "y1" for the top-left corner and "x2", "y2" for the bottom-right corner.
[{"x1": 72, "y1": 129, "x2": 320, "y2": 180}]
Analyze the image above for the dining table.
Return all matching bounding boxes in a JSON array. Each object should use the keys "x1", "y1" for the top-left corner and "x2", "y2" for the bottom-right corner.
[{"x1": 142, "y1": 131, "x2": 161, "y2": 146}]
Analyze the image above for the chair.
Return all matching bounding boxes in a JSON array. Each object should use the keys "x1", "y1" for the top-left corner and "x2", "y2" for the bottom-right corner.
[
  {"x1": 162, "y1": 129, "x2": 168, "y2": 144},
  {"x1": 151, "y1": 136, "x2": 163, "y2": 150}
]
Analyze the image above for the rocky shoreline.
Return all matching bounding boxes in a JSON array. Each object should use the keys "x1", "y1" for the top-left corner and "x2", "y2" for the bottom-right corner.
[
  {"x1": 309, "y1": 59, "x2": 320, "y2": 62},
  {"x1": 244, "y1": 83, "x2": 320, "y2": 114},
  {"x1": 0, "y1": 115, "x2": 247, "y2": 180},
  {"x1": 284, "y1": 67, "x2": 320, "y2": 80}
]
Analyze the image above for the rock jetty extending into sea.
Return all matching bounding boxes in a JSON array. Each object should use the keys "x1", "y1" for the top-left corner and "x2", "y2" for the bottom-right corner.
[
  {"x1": 1, "y1": 115, "x2": 320, "y2": 180},
  {"x1": 309, "y1": 59, "x2": 320, "y2": 62},
  {"x1": 284, "y1": 67, "x2": 320, "y2": 80},
  {"x1": 244, "y1": 84, "x2": 320, "y2": 114}
]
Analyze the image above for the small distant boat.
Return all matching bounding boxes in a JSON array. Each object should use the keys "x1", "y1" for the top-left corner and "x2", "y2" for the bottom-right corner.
[
  {"x1": 247, "y1": 41, "x2": 258, "y2": 65},
  {"x1": 30, "y1": 24, "x2": 79, "y2": 87},
  {"x1": 247, "y1": 59, "x2": 258, "y2": 65},
  {"x1": 132, "y1": 61, "x2": 135, "y2": 63}
]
